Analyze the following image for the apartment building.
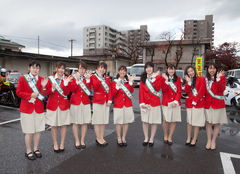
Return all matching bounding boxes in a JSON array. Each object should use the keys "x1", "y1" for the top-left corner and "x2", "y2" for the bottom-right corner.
[
  {"x1": 83, "y1": 25, "x2": 150, "y2": 56},
  {"x1": 184, "y1": 15, "x2": 214, "y2": 46}
]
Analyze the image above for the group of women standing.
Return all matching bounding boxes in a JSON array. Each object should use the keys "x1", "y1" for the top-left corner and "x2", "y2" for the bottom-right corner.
[
  {"x1": 16, "y1": 60, "x2": 227, "y2": 161},
  {"x1": 138, "y1": 61, "x2": 227, "y2": 150}
]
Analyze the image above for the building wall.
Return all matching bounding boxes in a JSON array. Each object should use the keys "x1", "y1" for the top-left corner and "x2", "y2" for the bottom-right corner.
[{"x1": 144, "y1": 41, "x2": 209, "y2": 71}]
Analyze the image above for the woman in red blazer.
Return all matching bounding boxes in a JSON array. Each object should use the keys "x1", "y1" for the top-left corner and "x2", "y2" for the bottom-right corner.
[
  {"x1": 184, "y1": 66, "x2": 206, "y2": 147},
  {"x1": 16, "y1": 61, "x2": 48, "y2": 160},
  {"x1": 161, "y1": 64, "x2": 182, "y2": 146},
  {"x1": 139, "y1": 62, "x2": 162, "y2": 147},
  {"x1": 45, "y1": 61, "x2": 72, "y2": 153},
  {"x1": 205, "y1": 63, "x2": 227, "y2": 150},
  {"x1": 112, "y1": 65, "x2": 136, "y2": 146},
  {"x1": 91, "y1": 62, "x2": 112, "y2": 146},
  {"x1": 69, "y1": 61, "x2": 92, "y2": 149}
]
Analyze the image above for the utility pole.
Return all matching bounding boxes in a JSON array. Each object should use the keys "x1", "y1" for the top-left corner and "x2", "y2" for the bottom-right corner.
[
  {"x1": 69, "y1": 39, "x2": 76, "y2": 57},
  {"x1": 38, "y1": 36, "x2": 40, "y2": 54}
]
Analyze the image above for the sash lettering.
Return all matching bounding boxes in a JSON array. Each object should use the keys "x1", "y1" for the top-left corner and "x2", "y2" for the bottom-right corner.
[
  {"x1": 73, "y1": 75, "x2": 91, "y2": 96},
  {"x1": 23, "y1": 74, "x2": 44, "y2": 101},
  {"x1": 114, "y1": 79, "x2": 133, "y2": 100},
  {"x1": 205, "y1": 78, "x2": 224, "y2": 100},
  {"x1": 48, "y1": 76, "x2": 67, "y2": 98},
  {"x1": 94, "y1": 74, "x2": 109, "y2": 94},
  {"x1": 146, "y1": 78, "x2": 162, "y2": 97},
  {"x1": 169, "y1": 79, "x2": 177, "y2": 93}
]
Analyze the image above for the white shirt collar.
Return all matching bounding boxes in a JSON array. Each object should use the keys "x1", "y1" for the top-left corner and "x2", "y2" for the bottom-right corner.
[
  {"x1": 30, "y1": 73, "x2": 38, "y2": 81},
  {"x1": 55, "y1": 73, "x2": 65, "y2": 80}
]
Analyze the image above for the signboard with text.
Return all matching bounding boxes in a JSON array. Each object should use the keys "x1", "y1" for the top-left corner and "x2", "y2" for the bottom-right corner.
[{"x1": 195, "y1": 57, "x2": 202, "y2": 77}]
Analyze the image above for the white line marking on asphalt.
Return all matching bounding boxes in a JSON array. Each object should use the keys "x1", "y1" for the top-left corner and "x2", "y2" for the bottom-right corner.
[
  {"x1": 0, "y1": 118, "x2": 20, "y2": 125},
  {"x1": 220, "y1": 152, "x2": 240, "y2": 174},
  {"x1": 0, "y1": 105, "x2": 19, "y2": 110}
]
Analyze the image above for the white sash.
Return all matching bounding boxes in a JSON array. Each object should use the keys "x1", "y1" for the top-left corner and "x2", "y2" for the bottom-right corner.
[
  {"x1": 23, "y1": 74, "x2": 44, "y2": 101},
  {"x1": 146, "y1": 78, "x2": 161, "y2": 97},
  {"x1": 169, "y1": 79, "x2": 177, "y2": 93},
  {"x1": 191, "y1": 80, "x2": 198, "y2": 97},
  {"x1": 48, "y1": 76, "x2": 67, "y2": 98},
  {"x1": 114, "y1": 79, "x2": 133, "y2": 100},
  {"x1": 205, "y1": 78, "x2": 224, "y2": 100},
  {"x1": 73, "y1": 75, "x2": 91, "y2": 96},
  {"x1": 94, "y1": 74, "x2": 109, "y2": 94}
]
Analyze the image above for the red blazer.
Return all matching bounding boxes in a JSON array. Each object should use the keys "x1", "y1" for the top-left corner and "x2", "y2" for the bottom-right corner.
[
  {"x1": 184, "y1": 76, "x2": 206, "y2": 108},
  {"x1": 16, "y1": 75, "x2": 46, "y2": 114},
  {"x1": 162, "y1": 76, "x2": 182, "y2": 106},
  {"x1": 91, "y1": 74, "x2": 112, "y2": 105},
  {"x1": 139, "y1": 75, "x2": 162, "y2": 107},
  {"x1": 112, "y1": 80, "x2": 134, "y2": 108},
  {"x1": 205, "y1": 76, "x2": 226, "y2": 109},
  {"x1": 46, "y1": 75, "x2": 70, "y2": 111},
  {"x1": 69, "y1": 76, "x2": 91, "y2": 105}
]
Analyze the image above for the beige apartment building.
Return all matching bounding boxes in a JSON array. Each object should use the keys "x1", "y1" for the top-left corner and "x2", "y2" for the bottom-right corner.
[
  {"x1": 184, "y1": 15, "x2": 214, "y2": 46},
  {"x1": 83, "y1": 25, "x2": 150, "y2": 56}
]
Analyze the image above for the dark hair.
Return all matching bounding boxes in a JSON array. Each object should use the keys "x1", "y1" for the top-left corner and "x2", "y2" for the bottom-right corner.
[
  {"x1": 206, "y1": 63, "x2": 218, "y2": 81},
  {"x1": 28, "y1": 60, "x2": 41, "y2": 69},
  {"x1": 56, "y1": 61, "x2": 66, "y2": 69},
  {"x1": 77, "y1": 61, "x2": 87, "y2": 69},
  {"x1": 116, "y1": 65, "x2": 129, "y2": 81},
  {"x1": 184, "y1": 66, "x2": 197, "y2": 89},
  {"x1": 166, "y1": 64, "x2": 178, "y2": 82},
  {"x1": 141, "y1": 61, "x2": 154, "y2": 84},
  {"x1": 97, "y1": 62, "x2": 107, "y2": 76}
]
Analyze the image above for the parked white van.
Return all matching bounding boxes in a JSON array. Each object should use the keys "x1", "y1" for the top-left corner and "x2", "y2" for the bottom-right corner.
[
  {"x1": 227, "y1": 69, "x2": 240, "y2": 82},
  {"x1": 131, "y1": 64, "x2": 145, "y2": 87}
]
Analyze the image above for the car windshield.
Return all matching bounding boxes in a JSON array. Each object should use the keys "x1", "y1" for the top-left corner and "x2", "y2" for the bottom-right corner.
[
  {"x1": 8, "y1": 73, "x2": 21, "y2": 83},
  {"x1": 131, "y1": 66, "x2": 144, "y2": 76},
  {"x1": 176, "y1": 71, "x2": 184, "y2": 78},
  {"x1": 235, "y1": 70, "x2": 240, "y2": 79}
]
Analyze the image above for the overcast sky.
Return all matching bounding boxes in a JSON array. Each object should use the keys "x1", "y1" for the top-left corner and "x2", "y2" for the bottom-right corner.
[{"x1": 0, "y1": 0, "x2": 239, "y2": 57}]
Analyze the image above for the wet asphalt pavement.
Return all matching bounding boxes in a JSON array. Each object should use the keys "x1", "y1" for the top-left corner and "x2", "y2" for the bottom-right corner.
[{"x1": 0, "y1": 88, "x2": 240, "y2": 174}]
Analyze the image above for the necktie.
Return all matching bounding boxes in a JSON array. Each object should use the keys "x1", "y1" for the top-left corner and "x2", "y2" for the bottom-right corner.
[
  {"x1": 148, "y1": 77, "x2": 153, "y2": 80},
  {"x1": 31, "y1": 77, "x2": 36, "y2": 84}
]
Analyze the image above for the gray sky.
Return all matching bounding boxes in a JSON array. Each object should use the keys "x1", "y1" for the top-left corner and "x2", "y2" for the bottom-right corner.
[{"x1": 1, "y1": 0, "x2": 239, "y2": 57}]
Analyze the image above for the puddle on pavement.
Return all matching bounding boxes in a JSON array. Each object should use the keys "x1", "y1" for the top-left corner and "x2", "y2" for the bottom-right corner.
[{"x1": 221, "y1": 110, "x2": 240, "y2": 136}]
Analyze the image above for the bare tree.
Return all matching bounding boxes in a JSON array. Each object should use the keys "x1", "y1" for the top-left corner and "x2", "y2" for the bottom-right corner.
[
  {"x1": 114, "y1": 30, "x2": 144, "y2": 64},
  {"x1": 159, "y1": 30, "x2": 176, "y2": 67},
  {"x1": 190, "y1": 34, "x2": 202, "y2": 66}
]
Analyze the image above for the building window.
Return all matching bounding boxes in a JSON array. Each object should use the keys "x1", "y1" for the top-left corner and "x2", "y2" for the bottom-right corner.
[
  {"x1": 87, "y1": 29, "x2": 88, "y2": 32},
  {"x1": 86, "y1": 45, "x2": 88, "y2": 47},
  {"x1": 188, "y1": 21, "x2": 191, "y2": 24},
  {"x1": 99, "y1": 27, "x2": 101, "y2": 30},
  {"x1": 98, "y1": 44, "x2": 100, "y2": 46},
  {"x1": 105, "y1": 43, "x2": 107, "y2": 46},
  {"x1": 86, "y1": 39, "x2": 88, "y2": 42},
  {"x1": 105, "y1": 32, "x2": 107, "y2": 35},
  {"x1": 99, "y1": 33, "x2": 101, "y2": 36},
  {"x1": 99, "y1": 38, "x2": 100, "y2": 41},
  {"x1": 87, "y1": 34, "x2": 88, "y2": 37},
  {"x1": 105, "y1": 38, "x2": 107, "y2": 41}
]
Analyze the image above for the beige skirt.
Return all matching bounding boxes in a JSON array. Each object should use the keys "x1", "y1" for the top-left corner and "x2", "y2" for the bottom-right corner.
[
  {"x1": 45, "y1": 107, "x2": 70, "y2": 126},
  {"x1": 70, "y1": 103, "x2": 91, "y2": 124},
  {"x1": 92, "y1": 103, "x2": 110, "y2": 124},
  {"x1": 20, "y1": 111, "x2": 45, "y2": 134},
  {"x1": 186, "y1": 107, "x2": 205, "y2": 127},
  {"x1": 162, "y1": 106, "x2": 181, "y2": 122},
  {"x1": 113, "y1": 106, "x2": 134, "y2": 124},
  {"x1": 205, "y1": 107, "x2": 228, "y2": 124},
  {"x1": 141, "y1": 105, "x2": 162, "y2": 124}
]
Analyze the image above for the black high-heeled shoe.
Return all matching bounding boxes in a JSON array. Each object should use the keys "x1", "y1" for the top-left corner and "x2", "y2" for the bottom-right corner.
[
  {"x1": 189, "y1": 139, "x2": 198, "y2": 147},
  {"x1": 142, "y1": 141, "x2": 148, "y2": 146},
  {"x1": 185, "y1": 138, "x2": 192, "y2": 146}
]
